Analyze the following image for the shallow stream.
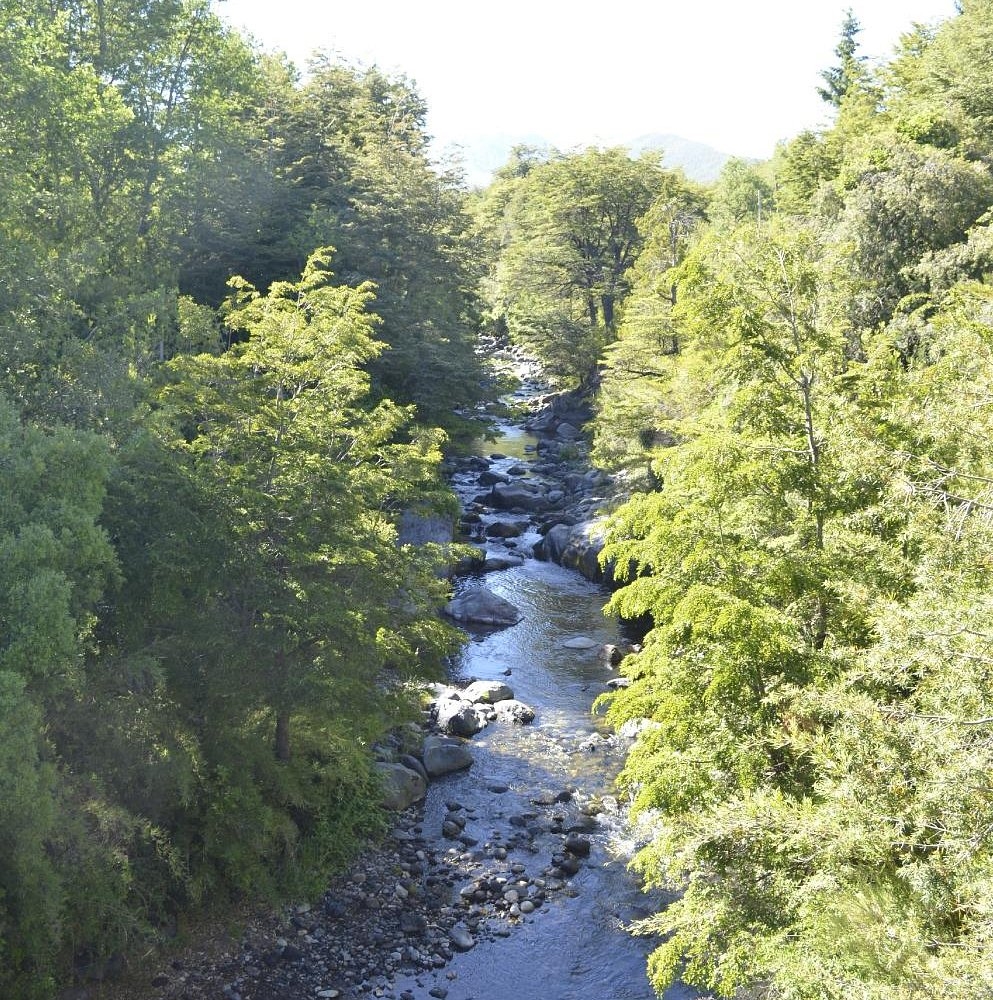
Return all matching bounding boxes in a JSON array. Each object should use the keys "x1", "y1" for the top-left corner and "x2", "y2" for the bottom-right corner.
[{"x1": 393, "y1": 401, "x2": 702, "y2": 1000}]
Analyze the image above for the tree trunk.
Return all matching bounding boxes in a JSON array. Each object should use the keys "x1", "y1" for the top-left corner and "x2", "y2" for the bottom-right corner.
[
  {"x1": 275, "y1": 710, "x2": 291, "y2": 762},
  {"x1": 601, "y1": 294, "x2": 615, "y2": 331}
]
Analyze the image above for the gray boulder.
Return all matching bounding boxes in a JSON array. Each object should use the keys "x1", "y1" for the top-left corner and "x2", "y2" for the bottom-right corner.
[
  {"x1": 422, "y1": 734, "x2": 473, "y2": 777},
  {"x1": 533, "y1": 523, "x2": 572, "y2": 564},
  {"x1": 462, "y1": 679, "x2": 515, "y2": 704},
  {"x1": 534, "y1": 518, "x2": 610, "y2": 584},
  {"x1": 493, "y1": 699, "x2": 536, "y2": 725},
  {"x1": 489, "y1": 483, "x2": 549, "y2": 512},
  {"x1": 478, "y1": 470, "x2": 510, "y2": 486},
  {"x1": 485, "y1": 519, "x2": 527, "y2": 538},
  {"x1": 561, "y1": 635, "x2": 599, "y2": 650},
  {"x1": 435, "y1": 698, "x2": 488, "y2": 737},
  {"x1": 481, "y1": 554, "x2": 525, "y2": 572},
  {"x1": 446, "y1": 587, "x2": 522, "y2": 626},
  {"x1": 375, "y1": 762, "x2": 427, "y2": 810},
  {"x1": 449, "y1": 922, "x2": 475, "y2": 952}
]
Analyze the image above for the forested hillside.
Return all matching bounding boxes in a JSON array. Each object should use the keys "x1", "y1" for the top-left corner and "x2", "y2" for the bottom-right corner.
[
  {"x1": 0, "y1": 1, "x2": 482, "y2": 995},
  {"x1": 4, "y1": 0, "x2": 993, "y2": 997}
]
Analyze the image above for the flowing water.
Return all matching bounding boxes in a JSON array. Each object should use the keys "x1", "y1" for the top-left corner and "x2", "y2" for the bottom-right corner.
[{"x1": 391, "y1": 402, "x2": 704, "y2": 1000}]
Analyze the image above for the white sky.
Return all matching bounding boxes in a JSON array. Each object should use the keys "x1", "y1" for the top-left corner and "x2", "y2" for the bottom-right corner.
[{"x1": 216, "y1": 0, "x2": 959, "y2": 161}]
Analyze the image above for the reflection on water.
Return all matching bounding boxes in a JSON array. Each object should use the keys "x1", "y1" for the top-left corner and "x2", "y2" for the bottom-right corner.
[{"x1": 470, "y1": 421, "x2": 540, "y2": 464}]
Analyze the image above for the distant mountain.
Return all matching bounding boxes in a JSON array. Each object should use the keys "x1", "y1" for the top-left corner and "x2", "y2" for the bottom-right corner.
[
  {"x1": 437, "y1": 131, "x2": 734, "y2": 189},
  {"x1": 435, "y1": 133, "x2": 551, "y2": 190},
  {"x1": 625, "y1": 132, "x2": 733, "y2": 183}
]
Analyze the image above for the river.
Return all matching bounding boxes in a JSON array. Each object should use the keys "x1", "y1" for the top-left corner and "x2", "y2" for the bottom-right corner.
[{"x1": 390, "y1": 385, "x2": 704, "y2": 1000}]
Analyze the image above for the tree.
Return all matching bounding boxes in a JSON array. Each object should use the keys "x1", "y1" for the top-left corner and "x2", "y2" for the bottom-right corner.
[
  {"x1": 277, "y1": 60, "x2": 486, "y2": 438},
  {"x1": 707, "y1": 157, "x2": 774, "y2": 228},
  {"x1": 818, "y1": 8, "x2": 866, "y2": 108},
  {"x1": 593, "y1": 174, "x2": 707, "y2": 475},
  {"x1": 155, "y1": 251, "x2": 458, "y2": 763},
  {"x1": 491, "y1": 147, "x2": 667, "y2": 384},
  {"x1": 0, "y1": 396, "x2": 118, "y2": 996}
]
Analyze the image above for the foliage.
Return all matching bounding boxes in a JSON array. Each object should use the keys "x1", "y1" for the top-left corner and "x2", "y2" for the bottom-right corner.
[
  {"x1": 477, "y1": 146, "x2": 670, "y2": 385},
  {"x1": 594, "y1": 5, "x2": 993, "y2": 989},
  {"x1": 0, "y1": 6, "x2": 480, "y2": 992}
]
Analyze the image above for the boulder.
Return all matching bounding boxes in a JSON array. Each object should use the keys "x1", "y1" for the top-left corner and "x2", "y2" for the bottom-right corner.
[
  {"x1": 563, "y1": 833, "x2": 592, "y2": 857},
  {"x1": 488, "y1": 483, "x2": 549, "y2": 512},
  {"x1": 481, "y1": 554, "x2": 525, "y2": 572},
  {"x1": 533, "y1": 519, "x2": 610, "y2": 584},
  {"x1": 478, "y1": 470, "x2": 510, "y2": 486},
  {"x1": 421, "y1": 734, "x2": 473, "y2": 777},
  {"x1": 493, "y1": 699, "x2": 536, "y2": 725},
  {"x1": 533, "y1": 523, "x2": 572, "y2": 563},
  {"x1": 555, "y1": 421, "x2": 582, "y2": 440},
  {"x1": 449, "y1": 922, "x2": 475, "y2": 952},
  {"x1": 374, "y1": 762, "x2": 427, "y2": 810},
  {"x1": 435, "y1": 698, "x2": 488, "y2": 737},
  {"x1": 484, "y1": 519, "x2": 527, "y2": 538},
  {"x1": 560, "y1": 635, "x2": 599, "y2": 650},
  {"x1": 462, "y1": 679, "x2": 515, "y2": 704},
  {"x1": 445, "y1": 587, "x2": 522, "y2": 627},
  {"x1": 399, "y1": 753, "x2": 429, "y2": 783}
]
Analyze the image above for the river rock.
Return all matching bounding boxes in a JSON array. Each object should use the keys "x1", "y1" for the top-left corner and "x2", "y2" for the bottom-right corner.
[
  {"x1": 478, "y1": 469, "x2": 510, "y2": 486},
  {"x1": 485, "y1": 519, "x2": 527, "y2": 538},
  {"x1": 451, "y1": 547, "x2": 486, "y2": 576},
  {"x1": 560, "y1": 635, "x2": 599, "y2": 650},
  {"x1": 488, "y1": 483, "x2": 549, "y2": 512},
  {"x1": 445, "y1": 587, "x2": 522, "y2": 626},
  {"x1": 481, "y1": 554, "x2": 525, "y2": 572},
  {"x1": 449, "y1": 923, "x2": 475, "y2": 952},
  {"x1": 374, "y1": 762, "x2": 427, "y2": 810},
  {"x1": 493, "y1": 699, "x2": 536, "y2": 725},
  {"x1": 399, "y1": 753, "x2": 429, "y2": 782},
  {"x1": 533, "y1": 518, "x2": 610, "y2": 584},
  {"x1": 462, "y1": 680, "x2": 514, "y2": 704},
  {"x1": 434, "y1": 698, "x2": 488, "y2": 737},
  {"x1": 563, "y1": 833, "x2": 592, "y2": 857},
  {"x1": 422, "y1": 734, "x2": 473, "y2": 777},
  {"x1": 555, "y1": 421, "x2": 582, "y2": 440}
]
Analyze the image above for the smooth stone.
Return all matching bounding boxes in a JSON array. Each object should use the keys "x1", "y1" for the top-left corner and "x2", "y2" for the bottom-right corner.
[
  {"x1": 445, "y1": 587, "x2": 522, "y2": 627},
  {"x1": 563, "y1": 833, "x2": 592, "y2": 857},
  {"x1": 449, "y1": 923, "x2": 475, "y2": 952},
  {"x1": 374, "y1": 763, "x2": 427, "y2": 810},
  {"x1": 462, "y1": 679, "x2": 514, "y2": 704},
  {"x1": 492, "y1": 699, "x2": 536, "y2": 725},
  {"x1": 422, "y1": 735, "x2": 473, "y2": 777},
  {"x1": 434, "y1": 698, "x2": 488, "y2": 737},
  {"x1": 560, "y1": 636, "x2": 600, "y2": 649}
]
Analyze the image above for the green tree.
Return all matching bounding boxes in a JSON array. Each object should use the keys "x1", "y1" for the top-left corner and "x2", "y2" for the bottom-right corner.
[
  {"x1": 491, "y1": 147, "x2": 667, "y2": 384},
  {"x1": 0, "y1": 396, "x2": 118, "y2": 996},
  {"x1": 818, "y1": 9, "x2": 867, "y2": 108},
  {"x1": 156, "y1": 251, "x2": 458, "y2": 763},
  {"x1": 277, "y1": 60, "x2": 486, "y2": 437},
  {"x1": 708, "y1": 157, "x2": 774, "y2": 228}
]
